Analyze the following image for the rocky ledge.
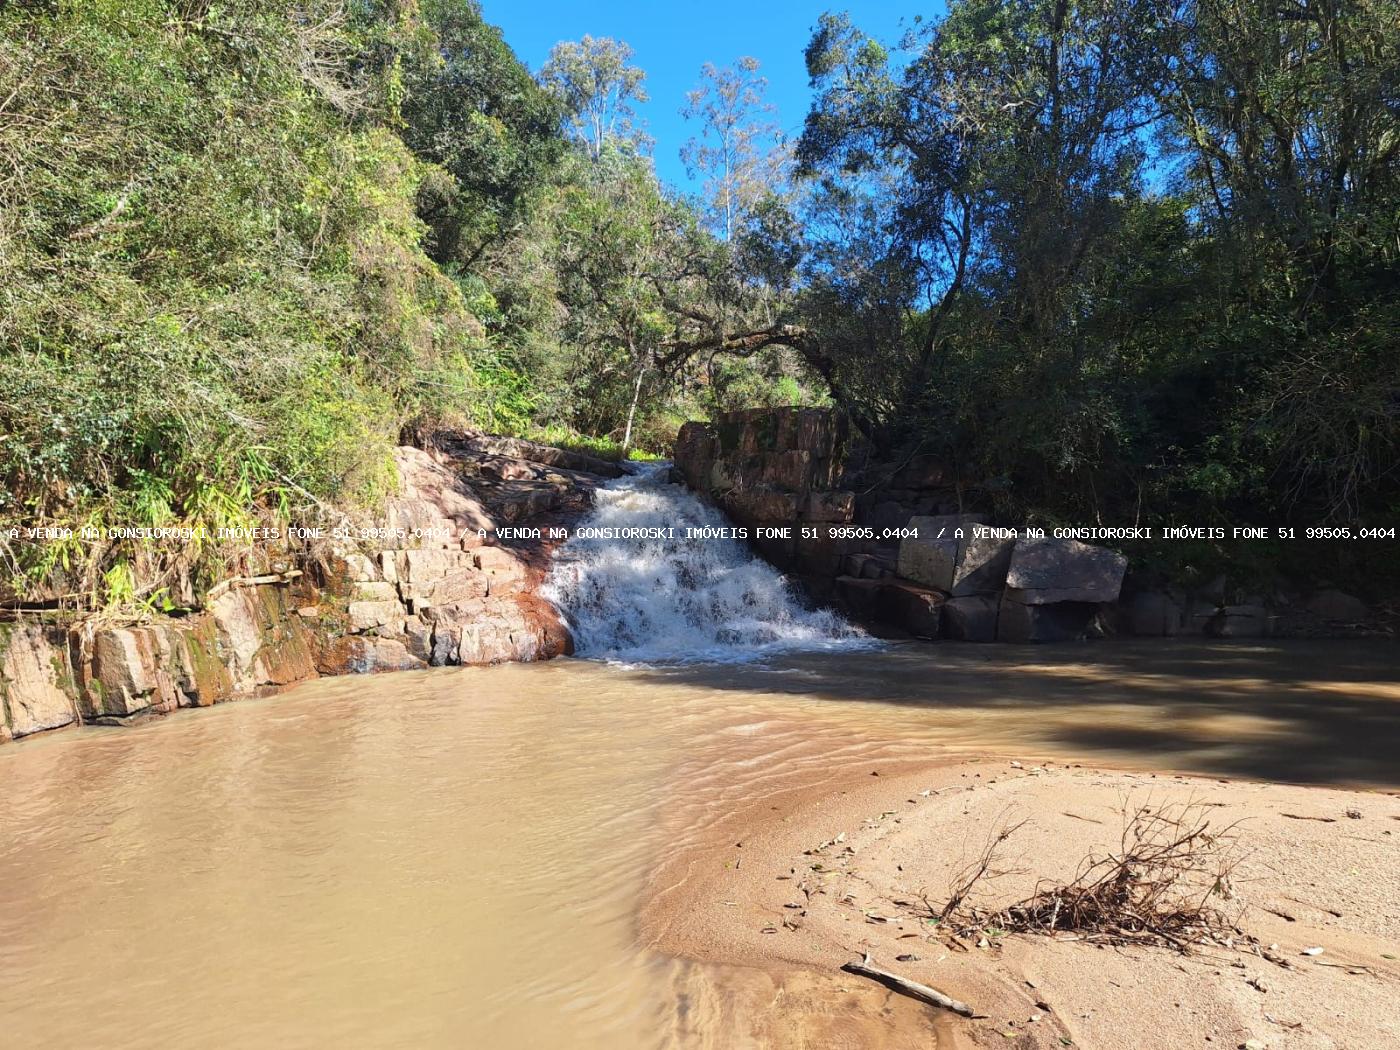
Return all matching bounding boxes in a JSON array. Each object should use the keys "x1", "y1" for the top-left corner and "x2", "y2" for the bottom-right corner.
[
  {"x1": 0, "y1": 433, "x2": 622, "y2": 744},
  {"x1": 675, "y1": 408, "x2": 1383, "y2": 643}
]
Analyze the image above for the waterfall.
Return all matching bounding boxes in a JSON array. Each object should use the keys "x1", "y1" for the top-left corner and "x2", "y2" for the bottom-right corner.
[{"x1": 542, "y1": 463, "x2": 872, "y2": 663}]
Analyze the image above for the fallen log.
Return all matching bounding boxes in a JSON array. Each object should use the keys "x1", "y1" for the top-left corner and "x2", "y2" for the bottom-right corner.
[{"x1": 840, "y1": 953, "x2": 975, "y2": 1017}]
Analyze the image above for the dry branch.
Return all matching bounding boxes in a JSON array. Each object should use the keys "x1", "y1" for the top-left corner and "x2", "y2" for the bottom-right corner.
[
  {"x1": 936, "y1": 801, "x2": 1244, "y2": 952},
  {"x1": 840, "y1": 953, "x2": 975, "y2": 1017}
]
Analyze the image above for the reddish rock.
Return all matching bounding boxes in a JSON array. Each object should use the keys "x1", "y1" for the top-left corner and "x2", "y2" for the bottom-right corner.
[{"x1": 1, "y1": 625, "x2": 78, "y2": 737}]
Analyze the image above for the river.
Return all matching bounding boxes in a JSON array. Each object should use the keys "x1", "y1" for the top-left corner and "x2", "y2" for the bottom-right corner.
[{"x1": 1, "y1": 467, "x2": 1396, "y2": 1048}]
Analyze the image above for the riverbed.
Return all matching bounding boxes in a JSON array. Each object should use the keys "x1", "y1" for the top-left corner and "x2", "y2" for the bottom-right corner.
[{"x1": 1, "y1": 640, "x2": 1396, "y2": 1048}]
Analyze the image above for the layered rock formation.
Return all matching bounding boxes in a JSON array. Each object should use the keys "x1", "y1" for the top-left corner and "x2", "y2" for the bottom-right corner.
[
  {"x1": 674, "y1": 408, "x2": 1380, "y2": 643},
  {"x1": 1, "y1": 433, "x2": 617, "y2": 744}
]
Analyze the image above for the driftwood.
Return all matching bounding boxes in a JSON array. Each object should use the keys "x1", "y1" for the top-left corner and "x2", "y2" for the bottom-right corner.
[
  {"x1": 204, "y1": 570, "x2": 302, "y2": 603},
  {"x1": 840, "y1": 953, "x2": 975, "y2": 1017}
]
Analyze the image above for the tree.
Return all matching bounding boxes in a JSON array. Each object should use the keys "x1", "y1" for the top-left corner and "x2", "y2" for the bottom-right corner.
[
  {"x1": 397, "y1": 0, "x2": 564, "y2": 269},
  {"x1": 680, "y1": 57, "x2": 786, "y2": 242},
  {"x1": 540, "y1": 35, "x2": 650, "y2": 161}
]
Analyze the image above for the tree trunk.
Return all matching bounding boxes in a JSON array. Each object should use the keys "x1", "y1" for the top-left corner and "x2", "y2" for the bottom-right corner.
[{"x1": 621, "y1": 365, "x2": 647, "y2": 452}]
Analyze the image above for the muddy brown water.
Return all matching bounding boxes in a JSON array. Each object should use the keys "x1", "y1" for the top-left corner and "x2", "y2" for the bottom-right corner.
[{"x1": 1, "y1": 640, "x2": 1396, "y2": 1048}]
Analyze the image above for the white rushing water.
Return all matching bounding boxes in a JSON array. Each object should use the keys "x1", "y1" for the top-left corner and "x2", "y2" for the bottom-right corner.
[{"x1": 543, "y1": 463, "x2": 872, "y2": 663}]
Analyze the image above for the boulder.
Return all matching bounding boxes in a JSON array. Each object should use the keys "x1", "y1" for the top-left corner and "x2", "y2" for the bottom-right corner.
[
  {"x1": 867, "y1": 500, "x2": 913, "y2": 529},
  {"x1": 763, "y1": 449, "x2": 813, "y2": 492},
  {"x1": 724, "y1": 487, "x2": 798, "y2": 524},
  {"x1": 1, "y1": 625, "x2": 77, "y2": 737},
  {"x1": 318, "y1": 636, "x2": 426, "y2": 675},
  {"x1": 877, "y1": 581, "x2": 945, "y2": 639},
  {"x1": 1306, "y1": 589, "x2": 1368, "y2": 622},
  {"x1": 803, "y1": 490, "x2": 855, "y2": 523},
  {"x1": 84, "y1": 626, "x2": 180, "y2": 717},
  {"x1": 835, "y1": 576, "x2": 884, "y2": 621},
  {"x1": 352, "y1": 581, "x2": 398, "y2": 602},
  {"x1": 1127, "y1": 591, "x2": 1184, "y2": 636},
  {"x1": 793, "y1": 532, "x2": 850, "y2": 577},
  {"x1": 942, "y1": 595, "x2": 1000, "y2": 642},
  {"x1": 674, "y1": 421, "x2": 717, "y2": 490},
  {"x1": 474, "y1": 545, "x2": 530, "y2": 594},
  {"x1": 403, "y1": 619, "x2": 434, "y2": 663},
  {"x1": 889, "y1": 454, "x2": 950, "y2": 490},
  {"x1": 347, "y1": 600, "x2": 402, "y2": 633},
  {"x1": 795, "y1": 408, "x2": 840, "y2": 458},
  {"x1": 997, "y1": 597, "x2": 1098, "y2": 643},
  {"x1": 897, "y1": 516, "x2": 983, "y2": 590},
  {"x1": 950, "y1": 531, "x2": 1016, "y2": 596},
  {"x1": 1206, "y1": 604, "x2": 1271, "y2": 638},
  {"x1": 1004, "y1": 538, "x2": 1126, "y2": 605}
]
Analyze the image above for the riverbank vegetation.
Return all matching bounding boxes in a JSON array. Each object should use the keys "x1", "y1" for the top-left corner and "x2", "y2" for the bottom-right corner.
[{"x1": 3, "y1": 0, "x2": 1397, "y2": 606}]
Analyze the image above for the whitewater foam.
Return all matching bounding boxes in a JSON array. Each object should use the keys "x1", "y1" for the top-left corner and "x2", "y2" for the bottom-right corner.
[{"x1": 542, "y1": 463, "x2": 874, "y2": 664}]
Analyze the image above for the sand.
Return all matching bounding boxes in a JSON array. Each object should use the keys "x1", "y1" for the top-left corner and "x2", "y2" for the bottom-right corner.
[{"x1": 644, "y1": 757, "x2": 1400, "y2": 1050}]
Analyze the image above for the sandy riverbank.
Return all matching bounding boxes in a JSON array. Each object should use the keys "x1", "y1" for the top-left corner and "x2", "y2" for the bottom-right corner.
[{"x1": 644, "y1": 757, "x2": 1400, "y2": 1050}]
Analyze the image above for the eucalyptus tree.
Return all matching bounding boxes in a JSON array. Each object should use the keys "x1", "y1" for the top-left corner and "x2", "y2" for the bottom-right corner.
[
  {"x1": 680, "y1": 57, "x2": 787, "y2": 242},
  {"x1": 540, "y1": 36, "x2": 651, "y2": 161}
]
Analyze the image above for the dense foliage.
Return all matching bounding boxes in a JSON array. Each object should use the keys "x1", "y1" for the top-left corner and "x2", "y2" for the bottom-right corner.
[
  {"x1": 0, "y1": 1, "x2": 807, "y2": 605},
  {"x1": 3, "y1": 0, "x2": 1396, "y2": 607},
  {"x1": 786, "y1": 0, "x2": 1400, "y2": 529}
]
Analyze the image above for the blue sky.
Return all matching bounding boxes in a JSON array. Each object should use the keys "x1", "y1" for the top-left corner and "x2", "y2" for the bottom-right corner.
[{"x1": 480, "y1": 1, "x2": 938, "y2": 192}]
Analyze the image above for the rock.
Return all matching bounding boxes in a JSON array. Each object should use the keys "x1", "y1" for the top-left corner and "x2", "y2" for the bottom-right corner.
[
  {"x1": 358, "y1": 638, "x2": 423, "y2": 673},
  {"x1": 1127, "y1": 590, "x2": 1184, "y2": 636},
  {"x1": 942, "y1": 595, "x2": 1000, "y2": 642},
  {"x1": 452, "y1": 433, "x2": 625, "y2": 478},
  {"x1": 898, "y1": 515, "x2": 984, "y2": 590},
  {"x1": 1, "y1": 625, "x2": 77, "y2": 737},
  {"x1": 347, "y1": 600, "x2": 402, "y2": 633},
  {"x1": 1307, "y1": 589, "x2": 1368, "y2": 622},
  {"x1": 1004, "y1": 538, "x2": 1126, "y2": 604},
  {"x1": 352, "y1": 581, "x2": 397, "y2": 602},
  {"x1": 860, "y1": 556, "x2": 891, "y2": 580},
  {"x1": 889, "y1": 454, "x2": 949, "y2": 490},
  {"x1": 793, "y1": 532, "x2": 850, "y2": 577},
  {"x1": 835, "y1": 576, "x2": 885, "y2": 621},
  {"x1": 219, "y1": 586, "x2": 318, "y2": 691},
  {"x1": 898, "y1": 533, "x2": 960, "y2": 590},
  {"x1": 795, "y1": 408, "x2": 841, "y2": 459},
  {"x1": 1206, "y1": 604, "x2": 1271, "y2": 638},
  {"x1": 997, "y1": 598, "x2": 1098, "y2": 643},
  {"x1": 395, "y1": 547, "x2": 473, "y2": 583},
  {"x1": 674, "y1": 421, "x2": 717, "y2": 490},
  {"x1": 724, "y1": 487, "x2": 798, "y2": 524},
  {"x1": 868, "y1": 500, "x2": 914, "y2": 529},
  {"x1": 844, "y1": 553, "x2": 874, "y2": 578},
  {"x1": 950, "y1": 531, "x2": 1016, "y2": 596},
  {"x1": 429, "y1": 622, "x2": 459, "y2": 665},
  {"x1": 877, "y1": 581, "x2": 945, "y2": 639},
  {"x1": 386, "y1": 446, "x2": 493, "y2": 538},
  {"x1": 1181, "y1": 601, "x2": 1219, "y2": 635},
  {"x1": 403, "y1": 619, "x2": 434, "y2": 663},
  {"x1": 474, "y1": 545, "x2": 530, "y2": 594},
  {"x1": 84, "y1": 626, "x2": 179, "y2": 717},
  {"x1": 763, "y1": 449, "x2": 813, "y2": 491},
  {"x1": 318, "y1": 636, "x2": 426, "y2": 675},
  {"x1": 803, "y1": 490, "x2": 855, "y2": 523},
  {"x1": 379, "y1": 551, "x2": 399, "y2": 583},
  {"x1": 340, "y1": 553, "x2": 378, "y2": 582}
]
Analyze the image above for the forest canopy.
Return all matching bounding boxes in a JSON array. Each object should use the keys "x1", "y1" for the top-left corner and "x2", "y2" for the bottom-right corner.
[{"x1": 1, "y1": 0, "x2": 1397, "y2": 606}]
